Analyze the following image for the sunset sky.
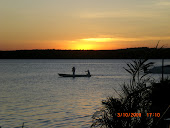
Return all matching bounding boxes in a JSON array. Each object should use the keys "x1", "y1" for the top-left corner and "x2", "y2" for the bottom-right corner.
[{"x1": 1, "y1": 0, "x2": 170, "y2": 50}]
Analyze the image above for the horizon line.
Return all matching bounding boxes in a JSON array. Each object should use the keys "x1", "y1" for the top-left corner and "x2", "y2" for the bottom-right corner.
[{"x1": 0, "y1": 47, "x2": 166, "y2": 51}]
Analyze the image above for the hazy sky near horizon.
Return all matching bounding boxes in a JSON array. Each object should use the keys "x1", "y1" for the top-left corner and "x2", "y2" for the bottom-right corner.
[{"x1": 1, "y1": 0, "x2": 170, "y2": 50}]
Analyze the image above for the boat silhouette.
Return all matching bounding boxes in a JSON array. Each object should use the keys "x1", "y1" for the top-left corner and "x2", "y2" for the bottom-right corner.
[{"x1": 58, "y1": 73, "x2": 91, "y2": 77}]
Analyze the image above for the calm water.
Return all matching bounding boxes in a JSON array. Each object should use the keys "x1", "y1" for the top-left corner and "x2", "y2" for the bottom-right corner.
[{"x1": 0, "y1": 59, "x2": 169, "y2": 128}]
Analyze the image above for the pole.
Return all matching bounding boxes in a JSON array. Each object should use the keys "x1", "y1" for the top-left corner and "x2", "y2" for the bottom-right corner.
[{"x1": 162, "y1": 59, "x2": 164, "y2": 82}]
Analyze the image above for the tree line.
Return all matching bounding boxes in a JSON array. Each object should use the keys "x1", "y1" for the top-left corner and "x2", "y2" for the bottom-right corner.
[{"x1": 1, "y1": 47, "x2": 170, "y2": 59}]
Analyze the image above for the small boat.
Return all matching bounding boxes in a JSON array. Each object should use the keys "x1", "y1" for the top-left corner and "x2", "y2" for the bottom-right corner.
[
  {"x1": 148, "y1": 65, "x2": 170, "y2": 74},
  {"x1": 58, "y1": 73, "x2": 91, "y2": 77}
]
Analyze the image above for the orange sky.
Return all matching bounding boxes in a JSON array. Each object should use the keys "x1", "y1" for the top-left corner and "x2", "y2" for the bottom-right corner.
[{"x1": 1, "y1": 0, "x2": 170, "y2": 50}]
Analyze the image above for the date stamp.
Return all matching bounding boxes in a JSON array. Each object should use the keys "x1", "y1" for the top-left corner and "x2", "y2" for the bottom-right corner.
[
  {"x1": 116, "y1": 113, "x2": 160, "y2": 118},
  {"x1": 117, "y1": 113, "x2": 141, "y2": 117}
]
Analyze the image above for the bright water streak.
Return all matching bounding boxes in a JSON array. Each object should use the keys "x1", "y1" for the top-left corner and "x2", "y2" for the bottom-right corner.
[{"x1": 0, "y1": 59, "x2": 169, "y2": 128}]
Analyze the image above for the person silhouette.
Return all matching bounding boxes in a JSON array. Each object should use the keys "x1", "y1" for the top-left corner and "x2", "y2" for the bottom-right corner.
[
  {"x1": 86, "y1": 70, "x2": 90, "y2": 76},
  {"x1": 72, "y1": 67, "x2": 75, "y2": 76}
]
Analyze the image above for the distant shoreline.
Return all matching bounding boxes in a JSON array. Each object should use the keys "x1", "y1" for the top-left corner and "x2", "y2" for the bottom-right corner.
[{"x1": 1, "y1": 47, "x2": 170, "y2": 59}]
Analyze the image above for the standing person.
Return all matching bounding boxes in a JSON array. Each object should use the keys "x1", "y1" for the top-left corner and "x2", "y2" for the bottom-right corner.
[
  {"x1": 72, "y1": 67, "x2": 75, "y2": 76},
  {"x1": 86, "y1": 70, "x2": 90, "y2": 76}
]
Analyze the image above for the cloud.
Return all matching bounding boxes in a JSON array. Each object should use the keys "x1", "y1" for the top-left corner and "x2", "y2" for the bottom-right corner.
[
  {"x1": 71, "y1": 36, "x2": 170, "y2": 43},
  {"x1": 78, "y1": 10, "x2": 157, "y2": 19},
  {"x1": 81, "y1": 38, "x2": 114, "y2": 42}
]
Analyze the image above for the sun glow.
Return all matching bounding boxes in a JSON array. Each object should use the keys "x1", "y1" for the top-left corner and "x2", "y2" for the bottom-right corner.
[
  {"x1": 68, "y1": 38, "x2": 115, "y2": 50},
  {"x1": 75, "y1": 44, "x2": 94, "y2": 50},
  {"x1": 67, "y1": 36, "x2": 170, "y2": 50},
  {"x1": 68, "y1": 37, "x2": 117, "y2": 50}
]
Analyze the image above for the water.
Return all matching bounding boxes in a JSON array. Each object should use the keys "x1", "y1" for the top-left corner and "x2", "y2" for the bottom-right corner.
[{"x1": 0, "y1": 59, "x2": 170, "y2": 128}]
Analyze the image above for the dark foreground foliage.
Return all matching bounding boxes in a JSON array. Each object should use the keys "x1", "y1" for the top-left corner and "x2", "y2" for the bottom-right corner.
[
  {"x1": 91, "y1": 58, "x2": 170, "y2": 128},
  {"x1": 91, "y1": 59, "x2": 154, "y2": 128}
]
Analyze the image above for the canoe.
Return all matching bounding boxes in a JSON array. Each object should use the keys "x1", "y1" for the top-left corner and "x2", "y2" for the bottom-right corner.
[{"x1": 58, "y1": 73, "x2": 91, "y2": 77}]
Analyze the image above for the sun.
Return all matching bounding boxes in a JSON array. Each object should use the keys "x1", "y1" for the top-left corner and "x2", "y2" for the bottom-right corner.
[
  {"x1": 68, "y1": 37, "x2": 115, "y2": 50},
  {"x1": 75, "y1": 44, "x2": 94, "y2": 50}
]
